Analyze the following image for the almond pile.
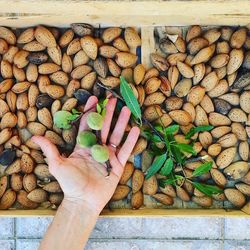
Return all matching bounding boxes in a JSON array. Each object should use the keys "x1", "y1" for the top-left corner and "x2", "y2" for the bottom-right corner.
[
  {"x1": 0, "y1": 24, "x2": 140, "y2": 209},
  {"x1": 114, "y1": 25, "x2": 250, "y2": 213},
  {"x1": 0, "y1": 23, "x2": 249, "y2": 213}
]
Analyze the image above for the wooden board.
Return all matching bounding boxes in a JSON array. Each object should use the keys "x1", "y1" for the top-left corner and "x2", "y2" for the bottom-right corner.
[
  {"x1": 0, "y1": 1, "x2": 249, "y2": 27},
  {"x1": 0, "y1": 0, "x2": 249, "y2": 217}
]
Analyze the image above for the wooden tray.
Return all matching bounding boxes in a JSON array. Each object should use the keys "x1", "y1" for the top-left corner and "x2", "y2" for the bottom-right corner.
[{"x1": 0, "y1": 0, "x2": 249, "y2": 217}]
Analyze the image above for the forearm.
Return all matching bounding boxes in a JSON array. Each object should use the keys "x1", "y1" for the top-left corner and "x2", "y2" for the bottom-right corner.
[{"x1": 39, "y1": 200, "x2": 99, "y2": 250}]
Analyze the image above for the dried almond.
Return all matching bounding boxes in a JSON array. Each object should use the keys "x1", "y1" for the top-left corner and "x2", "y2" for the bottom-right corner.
[
  {"x1": 62, "y1": 53, "x2": 73, "y2": 73},
  {"x1": 168, "y1": 66, "x2": 179, "y2": 89},
  {"x1": 13, "y1": 65, "x2": 25, "y2": 81},
  {"x1": 174, "y1": 78, "x2": 192, "y2": 97},
  {"x1": 188, "y1": 37, "x2": 209, "y2": 55},
  {"x1": 34, "y1": 164, "x2": 53, "y2": 180},
  {"x1": 26, "y1": 121, "x2": 46, "y2": 135},
  {"x1": 12, "y1": 81, "x2": 31, "y2": 94},
  {"x1": 50, "y1": 71, "x2": 69, "y2": 86},
  {"x1": 66, "y1": 79, "x2": 80, "y2": 98},
  {"x1": 209, "y1": 112, "x2": 231, "y2": 126},
  {"x1": 28, "y1": 85, "x2": 39, "y2": 107},
  {"x1": 23, "y1": 173, "x2": 37, "y2": 192},
  {"x1": 21, "y1": 153, "x2": 35, "y2": 174},
  {"x1": 133, "y1": 64, "x2": 145, "y2": 85},
  {"x1": 239, "y1": 141, "x2": 249, "y2": 161},
  {"x1": 0, "y1": 189, "x2": 16, "y2": 209},
  {"x1": 111, "y1": 185, "x2": 130, "y2": 201},
  {"x1": 38, "y1": 63, "x2": 60, "y2": 74},
  {"x1": 210, "y1": 54, "x2": 229, "y2": 68},
  {"x1": 131, "y1": 191, "x2": 143, "y2": 209},
  {"x1": 228, "y1": 108, "x2": 247, "y2": 122},
  {"x1": 193, "y1": 63, "x2": 205, "y2": 85},
  {"x1": 62, "y1": 98, "x2": 77, "y2": 111},
  {"x1": 124, "y1": 27, "x2": 141, "y2": 48},
  {"x1": 46, "y1": 85, "x2": 65, "y2": 99},
  {"x1": 45, "y1": 131, "x2": 64, "y2": 146},
  {"x1": 1, "y1": 112, "x2": 17, "y2": 129},
  {"x1": 120, "y1": 162, "x2": 134, "y2": 184},
  {"x1": 35, "y1": 26, "x2": 56, "y2": 48},
  {"x1": 216, "y1": 147, "x2": 237, "y2": 169},
  {"x1": 235, "y1": 183, "x2": 250, "y2": 196},
  {"x1": 0, "y1": 99, "x2": 9, "y2": 118},
  {"x1": 27, "y1": 188, "x2": 48, "y2": 203},
  {"x1": 0, "y1": 128, "x2": 12, "y2": 145},
  {"x1": 115, "y1": 52, "x2": 138, "y2": 68},
  {"x1": 153, "y1": 193, "x2": 174, "y2": 206},
  {"x1": 190, "y1": 45, "x2": 215, "y2": 65},
  {"x1": 200, "y1": 94, "x2": 214, "y2": 113},
  {"x1": 195, "y1": 105, "x2": 209, "y2": 126},
  {"x1": 1, "y1": 60, "x2": 13, "y2": 78},
  {"x1": 38, "y1": 108, "x2": 53, "y2": 129},
  {"x1": 51, "y1": 100, "x2": 61, "y2": 116},
  {"x1": 177, "y1": 61, "x2": 194, "y2": 78},
  {"x1": 176, "y1": 186, "x2": 190, "y2": 201},
  {"x1": 14, "y1": 50, "x2": 29, "y2": 68},
  {"x1": 182, "y1": 102, "x2": 195, "y2": 122},
  {"x1": 145, "y1": 77, "x2": 161, "y2": 94},
  {"x1": 102, "y1": 27, "x2": 122, "y2": 43},
  {"x1": 0, "y1": 176, "x2": 7, "y2": 199},
  {"x1": 43, "y1": 181, "x2": 62, "y2": 193},
  {"x1": 192, "y1": 196, "x2": 213, "y2": 207},
  {"x1": 167, "y1": 53, "x2": 187, "y2": 66},
  {"x1": 143, "y1": 175, "x2": 158, "y2": 195},
  {"x1": 0, "y1": 79, "x2": 14, "y2": 93},
  {"x1": 66, "y1": 38, "x2": 81, "y2": 55},
  {"x1": 240, "y1": 91, "x2": 250, "y2": 113},
  {"x1": 47, "y1": 45, "x2": 62, "y2": 65},
  {"x1": 187, "y1": 86, "x2": 205, "y2": 106},
  {"x1": 231, "y1": 123, "x2": 247, "y2": 141},
  {"x1": 25, "y1": 107, "x2": 38, "y2": 122},
  {"x1": 203, "y1": 28, "x2": 221, "y2": 44},
  {"x1": 230, "y1": 28, "x2": 247, "y2": 49},
  {"x1": 5, "y1": 159, "x2": 21, "y2": 175},
  {"x1": 0, "y1": 27, "x2": 16, "y2": 45},
  {"x1": 23, "y1": 41, "x2": 46, "y2": 52},
  {"x1": 165, "y1": 96, "x2": 183, "y2": 112},
  {"x1": 49, "y1": 193, "x2": 64, "y2": 205},
  {"x1": 169, "y1": 110, "x2": 192, "y2": 126},
  {"x1": 186, "y1": 25, "x2": 202, "y2": 42},
  {"x1": 151, "y1": 53, "x2": 169, "y2": 71},
  {"x1": 132, "y1": 169, "x2": 144, "y2": 193},
  {"x1": 17, "y1": 190, "x2": 38, "y2": 209},
  {"x1": 98, "y1": 76, "x2": 120, "y2": 88},
  {"x1": 143, "y1": 92, "x2": 166, "y2": 106},
  {"x1": 80, "y1": 36, "x2": 98, "y2": 60},
  {"x1": 59, "y1": 29, "x2": 74, "y2": 48},
  {"x1": 224, "y1": 188, "x2": 246, "y2": 207},
  {"x1": 218, "y1": 133, "x2": 237, "y2": 148},
  {"x1": 200, "y1": 71, "x2": 219, "y2": 91},
  {"x1": 10, "y1": 174, "x2": 23, "y2": 192},
  {"x1": 208, "y1": 143, "x2": 222, "y2": 156},
  {"x1": 106, "y1": 59, "x2": 121, "y2": 77},
  {"x1": 199, "y1": 131, "x2": 212, "y2": 148},
  {"x1": 227, "y1": 48, "x2": 244, "y2": 75},
  {"x1": 208, "y1": 79, "x2": 229, "y2": 98},
  {"x1": 17, "y1": 111, "x2": 27, "y2": 129},
  {"x1": 113, "y1": 37, "x2": 130, "y2": 52},
  {"x1": 219, "y1": 93, "x2": 240, "y2": 106},
  {"x1": 26, "y1": 63, "x2": 38, "y2": 82}
]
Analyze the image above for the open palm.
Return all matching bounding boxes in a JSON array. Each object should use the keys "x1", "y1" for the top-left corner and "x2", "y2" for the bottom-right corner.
[{"x1": 32, "y1": 96, "x2": 140, "y2": 213}]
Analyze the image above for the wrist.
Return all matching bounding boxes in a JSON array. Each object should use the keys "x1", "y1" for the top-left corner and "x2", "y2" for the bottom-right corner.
[{"x1": 60, "y1": 198, "x2": 101, "y2": 219}]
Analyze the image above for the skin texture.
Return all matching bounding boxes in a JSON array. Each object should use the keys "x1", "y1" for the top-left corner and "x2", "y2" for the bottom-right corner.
[{"x1": 36, "y1": 96, "x2": 140, "y2": 250}]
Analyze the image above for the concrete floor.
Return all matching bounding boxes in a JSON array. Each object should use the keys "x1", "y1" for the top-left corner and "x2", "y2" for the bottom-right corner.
[{"x1": 0, "y1": 217, "x2": 249, "y2": 249}]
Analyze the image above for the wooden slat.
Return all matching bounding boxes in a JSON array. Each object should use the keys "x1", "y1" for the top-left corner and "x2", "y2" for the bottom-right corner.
[
  {"x1": 0, "y1": 208, "x2": 248, "y2": 217},
  {"x1": 0, "y1": 1, "x2": 249, "y2": 27}
]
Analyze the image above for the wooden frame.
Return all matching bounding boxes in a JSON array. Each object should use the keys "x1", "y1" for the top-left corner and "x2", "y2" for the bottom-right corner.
[{"x1": 0, "y1": 0, "x2": 249, "y2": 217}]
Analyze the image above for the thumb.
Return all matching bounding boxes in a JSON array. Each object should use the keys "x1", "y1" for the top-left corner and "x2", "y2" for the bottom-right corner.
[{"x1": 31, "y1": 136, "x2": 61, "y2": 165}]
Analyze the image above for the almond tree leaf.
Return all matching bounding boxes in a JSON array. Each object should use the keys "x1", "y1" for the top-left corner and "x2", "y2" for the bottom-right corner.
[
  {"x1": 192, "y1": 182, "x2": 223, "y2": 197},
  {"x1": 67, "y1": 114, "x2": 80, "y2": 121},
  {"x1": 165, "y1": 125, "x2": 179, "y2": 134},
  {"x1": 120, "y1": 76, "x2": 142, "y2": 124},
  {"x1": 192, "y1": 161, "x2": 213, "y2": 177},
  {"x1": 145, "y1": 154, "x2": 167, "y2": 180},
  {"x1": 174, "y1": 143, "x2": 197, "y2": 155},
  {"x1": 72, "y1": 108, "x2": 81, "y2": 115},
  {"x1": 160, "y1": 158, "x2": 174, "y2": 176},
  {"x1": 96, "y1": 103, "x2": 102, "y2": 114},
  {"x1": 185, "y1": 125, "x2": 214, "y2": 139},
  {"x1": 159, "y1": 175, "x2": 184, "y2": 187}
]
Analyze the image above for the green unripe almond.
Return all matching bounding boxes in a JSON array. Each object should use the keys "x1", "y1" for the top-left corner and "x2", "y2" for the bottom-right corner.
[
  {"x1": 91, "y1": 145, "x2": 109, "y2": 163},
  {"x1": 87, "y1": 112, "x2": 104, "y2": 130},
  {"x1": 54, "y1": 110, "x2": 72, "y2": 129},
  {"x1": 77, "y1": 131, "x2": 97, "y2": 148}
]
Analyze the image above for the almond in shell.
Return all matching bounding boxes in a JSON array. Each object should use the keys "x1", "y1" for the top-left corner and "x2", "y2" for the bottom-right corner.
[
  {"x1": 113, "y1": 37, "x2": 129, "y2": 52},
  {"x1": 195, "y1": 105, "x2": 209, "y2": 126},
  {"x1": 186, "y1": 25, "x2": 202, "y2": 42},
  {"x1": 228, "y1": 108, "x2": 247, "y2": 122},
  {"x1": 34, "y1": 164, "x2": 53, "y2": 180},
  {"x1": 169, "y1": 110, "x2": 192, "y2": 126},
  {"x1": 227, "y1": 49, "x2": 244, "y2": 75},
  {"x1": 124, "y1": 27, "x2": 141, "y2": 48},
  {"x1": 165, "y1": 96, "x2": 183, "y2": 111},
  {"x1": 0, "y1": 79, "x2": 14, "y2": 93},
  {"x1": 224, "y1": 188, "x2": 246, "y2": 207},
  {"x1": 143, "y1": 92, "x2": 166, "y2": 106},
  {"x1": 23, "y1": 173, "x2": 37, "y2": 192},
  {"x1": 0, "y1": 189, "x2": 16, "y2": 209},
  {"x1": 80, "y1": 36, "x2": 98, "y2": 60},
  {"x1": 200, "y1": 71, "x2": 219, "y2": 91},
  {"x1": 176, "y1": 186, "x2": 190, "y2": 201},
  {"x1": 193, "y1": 63, "x2": 206, "y2": 85},
  {"x1": 102, "y1": 27, "x2": 122, "y2": 43},
  {"x1": 62, "y1": 53, "x2": 73, "y2": 73},
  {"x1": 17, "y1": 190, "x2": 38, "y2": 209},
  {"x1": 49, "y1": 193, "x2": 64, "y2": 205},
  {"x1": 190, "y1": 45, "x2": 215, "y2": 65},
  {"x1": 1, "y1": 112, "x2": 17, "y2": 129},
  {"x1": 23, "y1": 41, "x2": 46, "y2": 52},
  {"x1": 218, "y1": 133, "x2": 237, "y2": 148},
  {"x1": 224, "y1": 161, "x2": 249, "y2": 180},
  {"x1": 177, "y1": 61, "x2": 194, "y2": 78},
  {"x1": 115, "y1": 52, "x2": 138, "y2": 68},
  {"x1": 133, "y1": 64, "x2": 145, "y2": 85},
  {"x1": 5, "y1": 159, "x2": 21, "y2": 175},
  {"x1": 26, "y1": 63, "x2": 38, "y2": 82},
  {"x1": 10, "y1": 173, "x2": 23, "y2": 192},
  {"x1": 153, "y1": 193, "x2": 174, "y2": 206},
  {"x1": 216, "y1": 147, "x2": 237, "y2": 169},
  {"x1": 119, "y1": 162, "x2": 134, "y2": 185},
  {"x1": 38, "y1": 108, "x2": 53, "y2": 129},
  {"x1": 46, "y1": 85, "x2": 65, "y2": 99},
  {"x1": 45, "y1": 131, "x2": 64, "y2": 147},
  {"x1": 21, "y1": 153, "x2": 35, "y2": 174},
  {"x1": 192, "y1": 196, "x2": 213, "y2": 207},
  {"x1": 230, "y1": 28, "x2": 247, "y2": 49},
  {"x1": 143, "y1": 175, "x2": 158, "y2": 195},
  {"x1": 132, "y1": 169, "x2": 144, "y2": 193},
  {"x1": 131, "y1": 190, "x2": 143, "y2": 209},
  {"x1": 35, "y1": 26, "x2": 56, "y2": 48},
  {"x1": 187, "y1": 86, "x2": 205, "y2": 106},
  {"x1": 0, "y1": 128, "x2": 12, "y2": 145},
  {"x1": 209, "y1": 112, "x2": 231, "y2": 126},
  {"x1": 38, "y1": 63, "x2": 60, "y2": 74},
  {"x1": 174, "y1": 78, "x2": 192, "y2": 97},
  {"x1": 111, "y1": 185, "x2": 130, "y2": 201},
  {"x1": 239, "y1": 141, "x2": 249, "y2": 161},
  {"x1": 43, "y1": 181, "x2": 62, "y2": 193},
  {"x1": 0, "y1": 176, "x2": 7, "y2": 199},
  {"x1": 27, "y1": 188, "x2": 48, "y2": 203}
]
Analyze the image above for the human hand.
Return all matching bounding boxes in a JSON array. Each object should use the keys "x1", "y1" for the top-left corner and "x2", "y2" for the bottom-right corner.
[{"x1": 32, "y1": 96, "x2": 140, "y2": 215}]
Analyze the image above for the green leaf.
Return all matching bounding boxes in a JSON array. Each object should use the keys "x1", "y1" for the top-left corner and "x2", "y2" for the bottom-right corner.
[
  {"x1": 72, "y1": 108, "x2": 81, "y2": 115},
  {"x1": 192, "y1": 161, "x2": 213, "y2": 177},
  {"x1": 103, "y1": 98, "x2": 108, "y2": 107},
  {"x1": 96, "y1": 103, "x2": 102, "y2": 114},
  {"x1": 120, "y1": 76, "x2": 142, "y2": 124},
  {"x1": 155, "y1": 125, "x2": 164, "y2": 133},
  {"x1": 159, "y1": 175, "x2": 184, "y2": 187},
  {"x1": 174, "y1": 143, "x2": 197, "y2": 155},
  {"x1": 192, "y1": 182, "x2": 223, "y2": 197},
  {"x1": 67, "y1": 114, "x2": 80, "y2": 121},
  {"x1": 165, "y1": 125, "x2": 179, "y2": 134},
  {"x1": 160, "y1": 158, "x2": 174, "y2": 176},
  {"x1": 145, "y1": 154, "x2": 167, "y2": 180},
  {"x1": 185, "y1": 125, "x2": 214, "y2": 139},
  {"x1": 101, "y1": 109, "x2": 106, "y2": 117}
]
